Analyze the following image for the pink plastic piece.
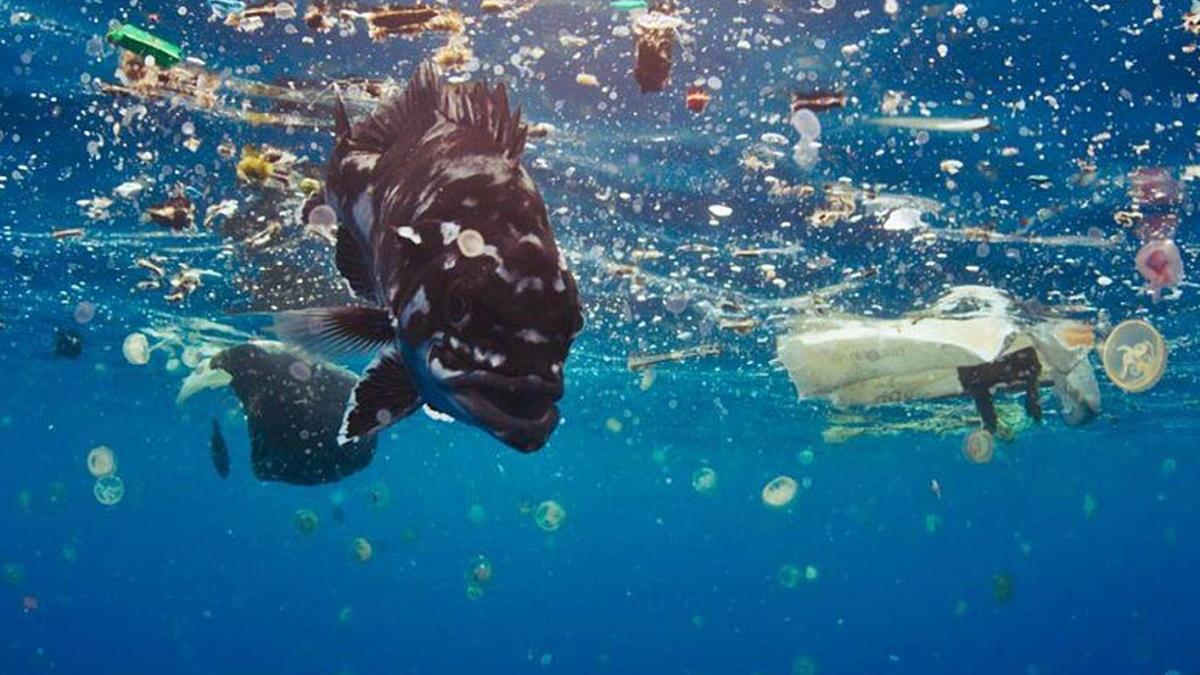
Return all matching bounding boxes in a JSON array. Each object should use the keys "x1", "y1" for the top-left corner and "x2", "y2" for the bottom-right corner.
[
  {"x1": 1135, "y1": 239, "x2": 1184, "y2": 297},
  {"x1": 1128, "y1": 168, "x2": 1183, "y2": 206},
  {"x1": 1135, "y1": 213, "x2": 1178, "y2": 243}
]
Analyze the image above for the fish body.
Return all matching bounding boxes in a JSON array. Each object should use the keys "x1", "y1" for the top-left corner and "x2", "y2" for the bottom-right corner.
[
  {"x1": 277, "y1": 62, "x2": 582, "y2": 452},
  {"x1": 210, "y1": 418, "x2": 231, "y2": 479}
]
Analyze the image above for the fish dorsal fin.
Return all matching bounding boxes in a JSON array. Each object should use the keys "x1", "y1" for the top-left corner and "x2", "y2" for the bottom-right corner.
[
  {"x1": 351, "y1": 61, "x2": 529, "y2": 160},
  {"x1": 441, "y1": 79, "x2": 529, "y2": 160},
  {"x1": 350, "y1": 61, "x2": 443, "y2": 151}
]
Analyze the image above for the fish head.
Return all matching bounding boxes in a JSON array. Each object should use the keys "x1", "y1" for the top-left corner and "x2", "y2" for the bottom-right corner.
[{"x1": 390, "y1": 169, "x2": 583, "y2": 452}]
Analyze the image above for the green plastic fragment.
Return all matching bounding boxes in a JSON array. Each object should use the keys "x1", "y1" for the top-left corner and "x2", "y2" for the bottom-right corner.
[
  {"x1": 106, "y1": 24, "x2": 183, "y2": 68},
  {"x1": 610, "y1": 0, "x2": 648, "y2": 10}
]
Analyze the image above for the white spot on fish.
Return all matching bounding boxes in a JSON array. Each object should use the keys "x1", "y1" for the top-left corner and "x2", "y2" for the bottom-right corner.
[
  {"x1": 440, "y1": 221, "x2": 462, "y2": 245},
  {"x1": 472, "y1": 346, "x2": 507, "y2": 368},
  {"x1": 346, "y1": 152, "x2": 378, "y2": 173},
  {"x1": 428, "y1": 356, "x2": 463, "y2": 381},
  {"x1": 398, "y1": 226, "x2": 422, "y2": 245},
  {"x1": 518, "y1": 233, "x2": 545, "y2": 249},
  {"x1": 441, "y1": 155, "x2": 512, "y2": 186},
  {"x1": 400, "y1": 285, "x2": 429, "y2": 327},
  {"x1": 516, "y1": 329, "x2": 549, "y2": 344},
  {"x1": 351, "y1": 192, "x2": 374, "y2": 238},
  {"x1": 514, "y1": 277, "x2": 544, "y2": 293}
]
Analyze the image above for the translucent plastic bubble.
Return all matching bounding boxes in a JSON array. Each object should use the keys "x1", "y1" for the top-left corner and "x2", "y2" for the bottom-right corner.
[
  {"x1": 457, "y1": 229, "x2": 486, "y2": 258},
  {"x1": 792, "y1": 140, "x2": 820, "y2": 170},
  {"x1": 2, "y1": 562, "x2": 25, "y2": 586},
  {"x1": 307, "y1": 204, "x2": 338, "y2": 228},
  {"x1": 691, "y1": 466, "x2": 718, "y2": 494},
  {"x1": 351, "y1": 537, "x2": 373, "y2": 563},
  {"x1": 1135, "y1": 239, "x2": 1184, "y2": 294},
  {"x1": 367, "y1": 481, "x2": 391, "y2": 509},
  {"x1": 534, "y1": 500, "x2": 567, "y2": 531},
  {"x1": 790, "y1": 109, "x2": 821, "y2": 139},
  {"x1": 467, "y1": 554, "x2": 493, "y2": 585},
  {"x1": 963, "y1": 429, "x2": 994, "y2": 464},
  {"x1": 122, "y1": 333, "x2": 151, "y2": 365},
  {"x1": 778, "y1": 563, "x2": 801, "y2": 588},
  {"x1": 1102, "y1": 319, "x2": 1167, "y2": 393},
  {"x1": 468, "y1": 503, "x2": 487, "y2": 524},
  {"x1": 93, "y1": 475, "x2": 125, "y2": 506},
  {"x1": 86, "y1": 445, "x2": 116, "y2": 478},
  {"x1": 73, "y1": 301, "x2": 96, "y2": 324},
  {"x1": 762, "y1": 475, "x2": 798, "y2": 508},
  {"x1": 804, "y1": 564, "x2": 819, "y2": 582},
  {"x1": 48, "y1": 481, "x2": 67, "y2": 505},
  {"x1": 791, "y1": 655, "x2": 820, "y2": 675},
  {"x1": 293, "y1": 509, "x2": 319, "y2": 534},
  {"x1": 288, "y1": 360, "x2": 312, "y2": 382}
]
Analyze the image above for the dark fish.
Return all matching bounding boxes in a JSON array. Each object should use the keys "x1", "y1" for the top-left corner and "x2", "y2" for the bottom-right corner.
[
  {"x1": 210, "y1": 418, "x2": 231, "y2": 479},
  {"x1": 210, "y1": 342, "x2": 377, "y2": 485},
  {"x1": 53, "y1": 328, "x2": 83, "y2": 358},
  {"x1": 275, "y1": 62, "x2": 583, "y2": 452}
]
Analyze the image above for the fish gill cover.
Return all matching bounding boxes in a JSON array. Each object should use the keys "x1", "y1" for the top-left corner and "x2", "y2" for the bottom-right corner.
[{"x1": 0, "y1": 0, "x2": 1198, "y2": 674}]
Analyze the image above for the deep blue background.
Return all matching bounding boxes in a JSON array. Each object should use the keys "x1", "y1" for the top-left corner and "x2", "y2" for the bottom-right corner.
[{"x1": 1, "y1": 0, "x2": 1198, "y2": 673}]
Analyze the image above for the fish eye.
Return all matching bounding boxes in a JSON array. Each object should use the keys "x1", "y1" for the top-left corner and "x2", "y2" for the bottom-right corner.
[{"x1": 447, "y1": 289, "x2": 470, "y2": 327}]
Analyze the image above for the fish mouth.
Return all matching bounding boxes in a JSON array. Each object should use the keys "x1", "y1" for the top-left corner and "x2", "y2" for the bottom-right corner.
[{"x1": 445, "y1": 372, "x2": 563, "y2": 452}]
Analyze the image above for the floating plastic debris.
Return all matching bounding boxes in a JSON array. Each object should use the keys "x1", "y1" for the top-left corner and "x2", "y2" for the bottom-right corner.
[
  {"x1": 1101, "y1": 320, "x2": 1167, "y2": 393},
  {"x1": 106, "y1": 24, "x2": 183, "y2": 68},
  {"x1": 632, "y1": 9, "x2": 682, "y2": 92},
  {"x1": 791, "y1": 90, "x2": 846, "y2": 113},
  {"x1": 627, "y1": 344, "x2": 721, "y2": 371},
  {"x1": 867, "y1": 116, "x2": 993, "y2": 133},
  {"x1": 611, "y1": 0, "x2": 648, "y2": 10},
  {"x1": 685, "y1": 85, "x2": 710, "y2": 113}
]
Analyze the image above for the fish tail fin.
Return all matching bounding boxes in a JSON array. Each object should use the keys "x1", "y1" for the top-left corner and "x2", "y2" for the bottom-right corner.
[
  {"x1": 339, "y1": 348, "x2": 421, "y2": 445},
  {"x1": 272, "y1": 306, "x2": 394, "y2": 358}
]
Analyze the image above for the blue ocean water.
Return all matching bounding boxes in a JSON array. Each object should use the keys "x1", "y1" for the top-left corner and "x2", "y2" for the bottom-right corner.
[{"x1": 1, "y1": 0, "x2": 1198, "y2": 673}]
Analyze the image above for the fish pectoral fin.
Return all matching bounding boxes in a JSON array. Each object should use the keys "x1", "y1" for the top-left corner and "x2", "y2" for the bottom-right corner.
[
  {"x1": 334, "y1": 85, "x2": 352, "y2": 140},
  {"x1": 339, "y1": 348, "x2": 421, "y2": 445},
  {"x1": 272, "y1": 306, "x2": 394, "y2": 358}
]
